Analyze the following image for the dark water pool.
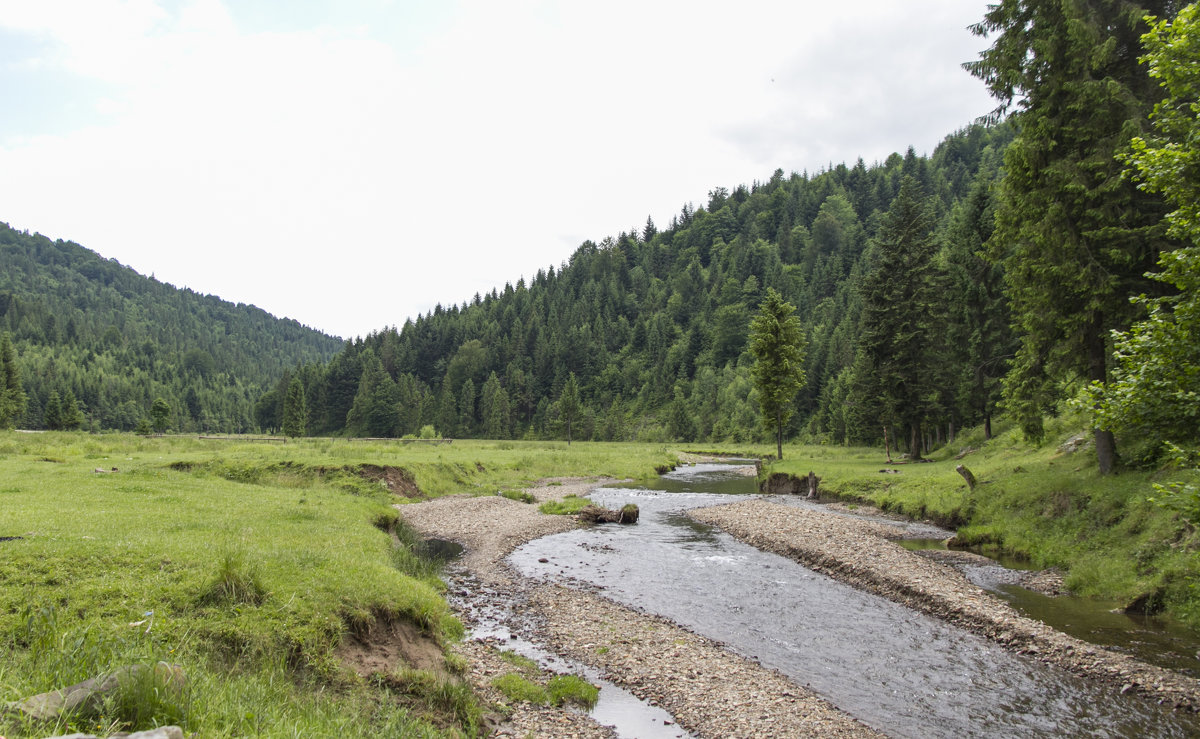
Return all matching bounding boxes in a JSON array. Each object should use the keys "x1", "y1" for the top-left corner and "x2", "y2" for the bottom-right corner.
[{"x1": 510, "y1": 464, "x2": 1200, "y2": 738}]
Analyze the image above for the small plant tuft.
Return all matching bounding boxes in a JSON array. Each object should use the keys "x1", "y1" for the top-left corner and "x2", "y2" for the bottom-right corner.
[
  {"x1": 491, "y1": 673, "x2": 547, "y2": 704},
  {"x1": 547, "y1": 674, "x2": 599, "y2": 709},
  {"x1": 538, "y1": 495, "x2": 590, "y2": 515},
  {"x1": 200, "y1": 550, "x2": 267, "y2": 606}
]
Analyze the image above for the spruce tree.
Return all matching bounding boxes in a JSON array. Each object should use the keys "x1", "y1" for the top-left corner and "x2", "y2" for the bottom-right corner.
[
  {"x1": 967, "y1": 0, "x2": 1176, "y2": 472},
  {"x1": 749, "y1": 288, "x2": 807, "y2": 460},
  {"x1": 0, "y1": 332, "x2": 24, "y2": 428},
  {"x1": 557, "y1": 373, "x2": 581, "y2": 445},
  {"x1": 43, "y1": 391, "x2": 63, "y2": 431},
  {"x1": 1095, "y1": 5, "x2": 1200, "y2": 447},
  {"x1": 282, "y1": 377, "x2": 307, "y2": 437},
  {"x1": 59, "y1": 390, "x2": 83, "y2": 430},
  {"x1": 854, "y1": 177, "x2": 940, "y2": 459}
]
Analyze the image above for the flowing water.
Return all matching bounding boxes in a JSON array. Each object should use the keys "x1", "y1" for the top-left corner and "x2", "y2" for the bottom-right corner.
[{"x1": 508, "y1": 463, "x2": 1200, "y2": 738}]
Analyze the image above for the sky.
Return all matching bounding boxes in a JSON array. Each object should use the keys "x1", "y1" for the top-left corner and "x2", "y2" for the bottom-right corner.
[{"x1": 0, "y1": 0, "x2": 999, "y2": 340}]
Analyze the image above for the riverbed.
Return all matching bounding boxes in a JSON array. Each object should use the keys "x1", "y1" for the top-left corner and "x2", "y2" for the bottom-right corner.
[{"x1": 509, "y1": 464, "x2": 1200, "y2": 738}]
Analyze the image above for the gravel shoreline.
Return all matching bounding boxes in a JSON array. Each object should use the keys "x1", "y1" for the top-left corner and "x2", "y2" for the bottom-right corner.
[
  {"x1": 396, "y1": 480, "x2": 881, "y2": 738},
  {"x1": 690, "y1": 498, "x2": 1200, "y2": 712}
]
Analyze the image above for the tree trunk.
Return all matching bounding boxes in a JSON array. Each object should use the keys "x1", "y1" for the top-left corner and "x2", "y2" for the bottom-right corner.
[
  {"x1": 776, "y1": 410, "x2": 783, "y2": 461},
  {"x1": 1087, "y1": 312, "x2": 1116, "y2": 474},
  {"x1": 984, "y1": 414, "x2": 992, "y2": 441},
  {"x1": 909, "y1": 423, "x2": 923, "y2": 461},
  {"x1": 883, "y1": 426, "x2": 893, "y2": 463}
]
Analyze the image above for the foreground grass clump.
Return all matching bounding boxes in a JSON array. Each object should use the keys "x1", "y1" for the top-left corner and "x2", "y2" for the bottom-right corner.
[
  {"x1": 766, "y1": 414, "x2": 1200, "y2": 627},
  {"x1": 538, "y1": 495, "x2": 591, "y2": 515},
  {"x1": 491, "y1": 672, "x2": 598, "y2": 709},
  {"x1": 0, "y1": 432, "x2": 678, "y2": 736}
]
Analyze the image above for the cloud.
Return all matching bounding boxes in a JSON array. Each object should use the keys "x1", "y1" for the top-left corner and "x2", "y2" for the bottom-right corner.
[{"x1": 0, "y1": 0, "x2": 998, "y2": 338}]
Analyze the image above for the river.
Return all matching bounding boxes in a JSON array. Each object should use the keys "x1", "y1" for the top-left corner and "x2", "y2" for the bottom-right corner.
[{"x1": 508, "y1": 463, "x2": 1200, "y2": 738}]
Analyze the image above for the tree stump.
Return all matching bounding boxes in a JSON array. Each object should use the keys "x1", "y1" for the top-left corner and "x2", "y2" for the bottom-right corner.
[
  {"x1": 806, "y1": 471, "x2": 820, "y2": 499},
  {"x1": 955, "y1": 464, "x2": 978, "y2": 490}
]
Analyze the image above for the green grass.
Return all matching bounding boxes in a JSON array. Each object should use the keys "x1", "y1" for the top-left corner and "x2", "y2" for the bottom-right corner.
[
  {"x1": 0, "y1": 432, "x2": 678, "y2": 737},
  {"x1": 490, "y1": 672, "x2": 598, "y2": 709},
  {"x1": 538, "y1": 495, "x2": 591, "y2": 515},
  {"x1": 498, "y1": 489, "x2": 536, "y2": 504},
  {"x1": 764, "y1": 414, "x2": 1200, "y2": 627}
]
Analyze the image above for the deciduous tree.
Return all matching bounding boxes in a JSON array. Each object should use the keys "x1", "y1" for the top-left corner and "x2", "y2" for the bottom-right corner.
[{"x1": 1095, "y1": 4, "x2": 1200, "y2": 448}]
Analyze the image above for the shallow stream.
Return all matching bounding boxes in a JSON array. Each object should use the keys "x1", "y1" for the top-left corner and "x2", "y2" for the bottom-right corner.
[{"x1": 508, "y1": 463, "x2": 1200, "y2": 738}]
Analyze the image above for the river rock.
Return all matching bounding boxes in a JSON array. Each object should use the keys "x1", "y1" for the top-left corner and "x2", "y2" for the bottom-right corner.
[
  {"x1": 8, "y1": 663, "x2": 185, "y2": 722},
  {"x1": 48, "y1": 727, "x2": 184, "y2": 739}
]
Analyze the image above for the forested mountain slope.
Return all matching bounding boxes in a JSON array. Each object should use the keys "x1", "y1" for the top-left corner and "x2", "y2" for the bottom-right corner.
[
  {"x1": 269, "y1": 124, "x2": 1017, "y2": 445},
  {"x1": 0, "y1": 223, "x2": 344, "y2": 431}
]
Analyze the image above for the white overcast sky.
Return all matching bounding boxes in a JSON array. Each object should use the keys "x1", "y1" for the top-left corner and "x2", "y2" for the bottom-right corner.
[{"x1": 0, "y1": 0, "x2": 997, "y2": 339}]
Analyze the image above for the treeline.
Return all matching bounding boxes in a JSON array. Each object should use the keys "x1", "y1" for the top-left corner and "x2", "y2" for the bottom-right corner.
[
  {"x1": 261, "y1": 122, "x2": 1018, "y2": 447},
  {"x1": 0, "y1": 223, "x2": 344, "y2": 431},
  {"x1": 271, "y1": 0, "x2": 1200, "y2": 475}
]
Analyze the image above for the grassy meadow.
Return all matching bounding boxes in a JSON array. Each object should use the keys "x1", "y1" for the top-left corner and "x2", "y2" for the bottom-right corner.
[
  {"x1": 768, "y1": 414, "x2": 1200, "y2": 626},
  {"x1": 3, "y1": 425, "x2": 1197, "y2": 736},
  {"x1": 0, "y1": 433, "x2": 678, "y2": 737}
]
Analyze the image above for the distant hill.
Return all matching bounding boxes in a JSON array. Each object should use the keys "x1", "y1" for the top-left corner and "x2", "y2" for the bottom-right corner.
[
  {"x1": 269, "y1": 123, "x2": 1018, "y2": 444},
  {"x1": 0, "y1": 222, "x2": 344, "y2": 431}
]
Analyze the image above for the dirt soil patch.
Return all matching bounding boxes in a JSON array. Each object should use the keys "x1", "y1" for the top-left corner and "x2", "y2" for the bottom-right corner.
[
  {"x1": 357, "y1": 464, "x2": 422, "y2": 498},
  {"x1": 336, "y1": 617, "x2": 445, "y2": 677}
]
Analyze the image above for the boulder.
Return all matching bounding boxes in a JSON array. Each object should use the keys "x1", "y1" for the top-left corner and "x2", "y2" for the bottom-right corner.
[{"x1": 7, "y1": 663, "x2": 185, "y2": 722}]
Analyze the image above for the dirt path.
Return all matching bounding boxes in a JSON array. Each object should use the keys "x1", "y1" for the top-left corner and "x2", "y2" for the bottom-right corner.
[
  {"x1": 690, "y1": 498, "x2": 1200, "y2": 712},
  {"x1": 396, "y1": 480, "x2": 881, "y2": 738}
]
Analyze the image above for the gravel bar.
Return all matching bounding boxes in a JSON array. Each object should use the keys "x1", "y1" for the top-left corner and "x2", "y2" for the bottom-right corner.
[
  {"x1": 397, "y1": 480, "x2": 881, "y2": 738},
  {"x1": 690, "y1": 498, "x2": 1200, "y2": 712}
]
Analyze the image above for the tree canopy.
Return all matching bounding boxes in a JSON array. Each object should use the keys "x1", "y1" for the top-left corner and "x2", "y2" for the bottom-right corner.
[
  {"x1": 968, "y1": 0, "x2": 1176, "y2": 473},
  {"x1": 749, "y1": 288, "x2": 807, "y2": 459}
]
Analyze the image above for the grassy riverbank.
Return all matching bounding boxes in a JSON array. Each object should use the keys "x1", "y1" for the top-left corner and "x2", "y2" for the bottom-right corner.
[
  {"x1": 0, "y1": 433, "x2": 677, "y2": 737},
  {"x1": 764, "y1": 416, "x2": 1200, "y2": 627}
]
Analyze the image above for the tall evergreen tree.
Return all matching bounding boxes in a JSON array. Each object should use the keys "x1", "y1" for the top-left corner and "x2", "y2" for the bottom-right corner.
[
  {"x1": 749, "y1": 288, "x2": 807, "y2": 460},
  {"x1": 942, "y1": 152, "x2": 1014, "y2": 439},
  {"x1": 854, "y1": 177, "x2": 941, "y2": 459},
  {"x1": 1096, "y1": 4, "x2": 1200, "y2": 447},
  {"x1": 282, "y1": 376, "x2": 307, "y2": 437},
  {"x1": 479, "y1": 371, "x2": 511, "y2": 440},
  {"x1": 967, "y1": 0, "x2": 1176, "y2": 472},
  {"x1": 557, "y1": 373, "x2": 581, "y2": 445},
  {"x1": 43, "y1": 391, "x2": 63, "y2": 431},
  {"x1": 59, "y1": 389, "x2": 83, "y2": 430},
  {"x1": 0, "y1": 332, "x2": 24, "y2": 428},
  {"x1": 346, "y1": 352, "x2": 399, "y2": 437}
]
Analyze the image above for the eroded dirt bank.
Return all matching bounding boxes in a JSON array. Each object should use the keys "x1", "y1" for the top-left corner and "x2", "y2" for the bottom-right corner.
[
  {"x1": 396, "y1": 480, "x2": 880, "y2": 738},
  {"x1": 689, "y1": 498, "x2": 1200, "y2": 712}
]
